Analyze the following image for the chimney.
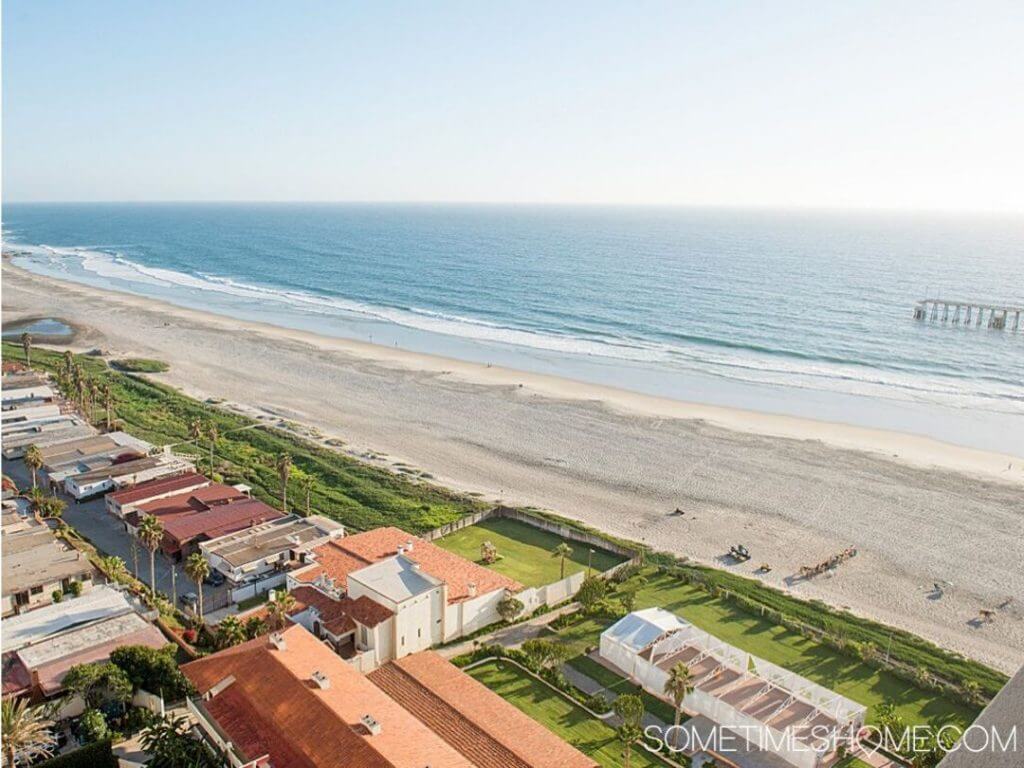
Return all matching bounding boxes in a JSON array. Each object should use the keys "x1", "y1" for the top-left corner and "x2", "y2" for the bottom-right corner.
[
  {"x1": 311, "y1": 670, "x2": 330, "y2": 690},
  {"x1": 467, "y1": 582, "x2": 477, "y2": 598},
  {"x1": 397, "y1": 545, "x2": 405, "y2": 556},
  {"x1": 405, "y1": 539, "x2": 414, "y2": 553},
  {"x1": 360, "y1": 714, "x2": 382, "y2": 736},
  {"x1": 269, "y1": 631, "x2": 287, "y2": 651}
]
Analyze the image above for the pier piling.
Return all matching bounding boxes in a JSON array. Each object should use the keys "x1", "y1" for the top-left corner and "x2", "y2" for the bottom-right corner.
[{"x1": 914, "y1": 299, "x2": 1023, "y2": 333}]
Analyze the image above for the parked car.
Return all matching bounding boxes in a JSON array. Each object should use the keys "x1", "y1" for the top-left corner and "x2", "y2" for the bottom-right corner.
[
  {"x1": 180, "y1": 592, "x2": 199, "y2": 610},
  {"x1": 204, "y1": 570, "x2": 225, "y2": 587}
]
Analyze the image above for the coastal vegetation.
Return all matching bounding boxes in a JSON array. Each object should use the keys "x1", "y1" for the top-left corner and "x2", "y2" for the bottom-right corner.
[
  {"x1": 5, "y1": 342, "x2": 483, "y2": 533},
  {"x1": 109, "y1": 357, "x2": 170, "y2": 373}
]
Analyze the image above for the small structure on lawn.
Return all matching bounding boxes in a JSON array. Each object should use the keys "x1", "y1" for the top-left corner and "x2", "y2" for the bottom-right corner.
[{"x1": 600, "y1": 608, "x2": 866, "y2": 768}]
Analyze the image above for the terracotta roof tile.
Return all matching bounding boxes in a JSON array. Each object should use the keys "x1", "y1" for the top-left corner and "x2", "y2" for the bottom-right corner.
[
  {"x1": 296, "y1": 527, "x2": 522, "y2": 604},
  {"x1": 181, "y1": 625, "x2": 474, "y2": 768},
  {"x1": 289, "y1": 586, "x2": 393, "y2": 634},
  {"x1": 369, "y1": 652, "x2": 598, "y2": 768}
]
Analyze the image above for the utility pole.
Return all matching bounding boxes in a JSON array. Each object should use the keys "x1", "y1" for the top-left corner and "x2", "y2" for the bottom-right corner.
[{"x1": 170, "y1": 560, "x2": 177, "y2": 605}]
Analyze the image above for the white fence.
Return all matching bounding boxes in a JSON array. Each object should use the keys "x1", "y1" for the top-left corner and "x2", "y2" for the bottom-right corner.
[{"x1": 230, "y1": 571, "x2": 287, "y2": 604}]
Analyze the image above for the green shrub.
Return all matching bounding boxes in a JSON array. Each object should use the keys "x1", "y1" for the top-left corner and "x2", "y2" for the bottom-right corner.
[
  {"x1": 110, "y1": 358, "x2": 170, "y2": 373},
  {"x1": 37, "y1": 740, "x2": 117, "y2": 768}
]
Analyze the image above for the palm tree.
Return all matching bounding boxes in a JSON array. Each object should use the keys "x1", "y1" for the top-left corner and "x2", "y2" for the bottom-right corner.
[
  {"x1": 20, "y1": 332, "x2": 32, "y2": 367},
  {"x1": 298, "y1": 473, "x2": 315, "y2": 517},
  {"x1": 2, "y1": 698, "x2": 56, "y2": 767},
  {"x1": 268, "y1": 591, "x2": 297, "y2": 630},
  {"x1": 23, "y1": 445, "x2": 43, "y2": 490},
  {"x1": 184, "y1": 552, "x2": 210, "y2": 621},
  {"x1": 102, "y1": 383, "x2": 114, "y2": 430},
  {"x1": 189, "y1": 418, "x2": 204, "y2": 451},
  {"x1": 613, "y1": 694, "x2": 644, "y2": 768},
  {"x1": 664, "y1": 662, "x2": 694, "y2": 748},
  {"x1": 207, "y1": 423, "x2": 219, "y2": 474},
  {"x1": 275, "y1": 453, "x2": 292, "y2": 511},
  {"x1": 100, "y1": 555, "x2": 128, "y2": 584},
  {"x1": 88, "y1": 380, "x2": 101, "y2": 422},
  {"x1": 39, "y1": 497, "x2": 65, "y2": 521},
  {"x1": 217, "y1": 616, "x2": 246, "y2": 649},
  {"x1": 137, "y1": 514, "x2": 165, "y2": 595},
  {"x1": 552, "y1": 542, "x2": 573, "y2": 580},
  {"x1": 25, "y1": 487, "x2": 47, "y2": 519}
]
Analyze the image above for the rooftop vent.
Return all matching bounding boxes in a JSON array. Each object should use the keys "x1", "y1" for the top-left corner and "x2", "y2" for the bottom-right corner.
[
  {"x1": 405, "y1": 539, "x2": 414, "y2": 552},
  {"x1": 467, "y1": 582, "x2": 477, "y2": 598},
  {"x1": 396, "y1": 545, "x2": 405, "y2": 555},
  {"x1": 311, "y1": 670, "x2": 330, "y2": 690},
  {"x1": 360, "y1": 714, "x2": 382, "y2": 736},
  {"x1": 269, "y1": 631, "x2": 287, "y2": 651}
]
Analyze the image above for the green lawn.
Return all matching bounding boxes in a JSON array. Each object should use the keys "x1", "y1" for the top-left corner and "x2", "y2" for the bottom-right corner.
[
  {"x1": 568, "y1": 655, "x2": 680, "y2": 725},
  {"x1": 468, "y1": 660, "x2": 668, "y2": 768},
  {"x1": 554, "y1": 569, "x2": 979, "y2": 729},
  {"x1": 435, "y1": 517, "x2": 626, "y2": 587}
]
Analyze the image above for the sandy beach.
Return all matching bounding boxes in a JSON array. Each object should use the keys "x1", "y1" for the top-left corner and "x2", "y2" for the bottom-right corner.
[{"x1": 3, "y1": 261, "x2": 1023, "y2": 673}]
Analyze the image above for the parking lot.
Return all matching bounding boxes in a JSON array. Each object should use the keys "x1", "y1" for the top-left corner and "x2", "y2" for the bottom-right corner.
[{"x1": 3, "y1": 459, "x2": 232, "y2": 613}]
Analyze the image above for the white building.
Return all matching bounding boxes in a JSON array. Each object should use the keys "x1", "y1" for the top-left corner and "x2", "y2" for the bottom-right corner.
[
  {"x1": 600, "y1": 608, "x2": 867, "y2": 768},
  {"x1": 64, "y1": 454, "x2": 193, "y2": 500}
]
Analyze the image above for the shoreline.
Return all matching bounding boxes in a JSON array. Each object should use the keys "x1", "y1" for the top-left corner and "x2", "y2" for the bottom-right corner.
[
  {"x1": 4, "y1": 260, "x2": 1022, "y2": 485},
  {"x1": 4, "y1": 260, "x2": 1023, "y2": 673}
]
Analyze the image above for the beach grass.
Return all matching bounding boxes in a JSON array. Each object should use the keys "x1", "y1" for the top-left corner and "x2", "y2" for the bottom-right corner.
[
  {"x1": 435, "y1": 516, "x2": 626, "y2": 587},
  {"x1": 467, "y1": 659, "x2": 668, "y2": 768},
  {"x1": 556, "y1": 569, "x2": 981, "y2": 729},
  {"x1": 9, "y1": 343, "x2": 484, "y2": 533},
  {"x1": 110, "y1": 357, "x2": 170, "y2": 373}
]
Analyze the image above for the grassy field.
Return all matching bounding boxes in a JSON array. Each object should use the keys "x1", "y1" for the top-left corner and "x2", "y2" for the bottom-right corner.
[
  {"x1": 468, "y1": 660, "x2": 668, "y2": 768},
  {"x1": 110, "y1": 357, "x2": 170, "y2": 373},
  {"x1": 435, "y1": 517, "x2": 626, "y2": 586},
  {"x1": 568, "y1": 655, "x2": 679, "y2": 725},
  {"x1": 554, "y1": 569, "x2": 980, "y2": 729},
  {"x1": 7, "y1": 343, "x2": 483, "y2": 533}
]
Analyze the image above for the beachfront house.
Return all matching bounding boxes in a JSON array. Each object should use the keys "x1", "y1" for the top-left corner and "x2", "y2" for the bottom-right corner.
[
  {"x1": 105, "y1": 472, "x2": 211, "y2": 518},
  {"x1": 63, "y1": 453, "x2": 193, "y2": 500},
  {"x1": 200, "y1": 514, "x2": 345, "y2": 603}
]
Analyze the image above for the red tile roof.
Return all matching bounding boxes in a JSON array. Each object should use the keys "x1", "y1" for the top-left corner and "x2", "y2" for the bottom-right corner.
[
  {"x1": 135, "y1": 483, "x2": 247, "y2": 519},
  {"x1": 288, "y1": 586, "x2": 393, "y2": 635},
  {"x1": 107, "y1": 472, "x2": 210, "y2": 506},
  {"x1": 295, "y1": 527, "x2": 522, "y2": 603},
  {"x1": 181, "y1": 625, "x2": 474, "y2": 768},
  {"x1": 160, "y1": 498, "x2": 285, "y2": 549},
  {"x1": 368, "y1": 652, "x2": 598, "y2": 768},
  {"x1": 1, "y1": 652, "x2": 32, "y2": 697}
]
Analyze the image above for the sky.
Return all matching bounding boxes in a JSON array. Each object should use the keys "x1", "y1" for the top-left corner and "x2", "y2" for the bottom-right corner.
[{"x1": 3, "y1": 1, "x2": 1023, "y2": 211}]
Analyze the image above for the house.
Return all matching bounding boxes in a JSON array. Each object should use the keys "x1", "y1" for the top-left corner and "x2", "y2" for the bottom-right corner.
[
  {"x1": 105, "y1": 472, "x2": 211, "y2": 518},
  {"x1": 64, "y1": 453, "x2": 193, "y2": 500},
  {"x1": 1, "y1": 419, "x2": 97, "y2": 459},
  {"x1": 42, "y1": 432, "x2": 152, "y2": 490},
  {"x1": 2, "y1": 514, "x2": 95, "y2": 616},
  {"x1": 181, "y1": 623, "x2": 597, "y2": 768},
  {"x1": 283, "y1": 585, "x2": 395, "y2": 669},
  {"x1": 600, "y1": 608, "x2": 867, "y2": 768},
  {"x1": 288, "y1": 527, "x2": 522, "y2": 653},
  {"x1": 1, "y1": 384, "x2": 56, "y2": 406},
  {"x1": 200, "y1": 515, "x2": 344, "y2": 602},
  {"x1": 1, "y1": 585, "x2": 164, "y2": 714},
  {"x1": 0, "y1": 403, "x2": 62, "y2": 425},
  {"x1": 127, "y1": 487, "x2": 284, "y2": 560}
]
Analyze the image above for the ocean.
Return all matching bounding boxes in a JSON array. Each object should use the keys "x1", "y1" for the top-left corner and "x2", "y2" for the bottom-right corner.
[{"x1": 3, "y1": 202, "x2": 1022, "y2": 453}]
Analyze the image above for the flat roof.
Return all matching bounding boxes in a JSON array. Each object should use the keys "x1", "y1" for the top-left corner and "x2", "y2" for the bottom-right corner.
[
  {"x1": 2, "y1": 423, "x2": 97, "y2": 450},
  {"x1": 348, "y1": 555, "x2": 440, "y2": 603},
  {"x1": 2, "y1": 527, "x2": 93, "y2": 596},
  {"x1": 2, "y1": 585, "x2": 135, "y2": 651},
  {"x1": 203, "y1": 514, "x2": 343, "y2": 569},
  {"x1": 72, "y1": 454, "x2": 190, "y2": 484}
]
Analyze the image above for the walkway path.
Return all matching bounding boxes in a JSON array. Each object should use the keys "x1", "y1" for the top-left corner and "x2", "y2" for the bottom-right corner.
[{"x1": 435, "y1": 602, "x2": 578, "y2": 659}]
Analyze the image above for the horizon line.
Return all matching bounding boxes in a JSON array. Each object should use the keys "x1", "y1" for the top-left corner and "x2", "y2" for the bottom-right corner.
[{"x1": 3, "y1": 199, "x2": 1023, "y2": 217}]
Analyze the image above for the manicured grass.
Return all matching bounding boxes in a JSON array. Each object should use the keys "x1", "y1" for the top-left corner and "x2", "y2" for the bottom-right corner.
[
  {"x1": 467, "y1": 660, "x2": 666, "y2": 768},
  {"x1": 9, "y1": 344, "x2": 484, "y2": 534},
  {"x1": 555, "y1": 569, "x2": 980, "y2": 729},
  {"x1": 569, "y1": 655, "x2": 680, "y2": 725},
  {"x1": 110, "y1": 357, "x2": 170, "y2": 373},
  {"x1": 436, "y1": 517, "x2": 626, "y2": 587}
]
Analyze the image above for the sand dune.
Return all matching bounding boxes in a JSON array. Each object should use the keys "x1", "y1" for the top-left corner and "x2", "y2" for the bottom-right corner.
[{"x1": 4, "y1": 261, "x2": 1022, "y2": 673}]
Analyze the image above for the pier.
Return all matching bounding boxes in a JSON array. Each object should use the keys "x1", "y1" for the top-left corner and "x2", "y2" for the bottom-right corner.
[{"x1": 914, "y1": 299, "x2": 1024, "y2": 331}]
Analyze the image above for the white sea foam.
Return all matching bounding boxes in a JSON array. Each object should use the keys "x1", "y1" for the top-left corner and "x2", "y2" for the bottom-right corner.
[{"x1": 10, "y1": 244, "x2": 1022, "y2": 416}]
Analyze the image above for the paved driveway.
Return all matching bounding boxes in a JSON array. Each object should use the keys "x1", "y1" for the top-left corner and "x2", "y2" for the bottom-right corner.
[{"x1": 3, "y1": 459, "x2": 231, "y2": 612}]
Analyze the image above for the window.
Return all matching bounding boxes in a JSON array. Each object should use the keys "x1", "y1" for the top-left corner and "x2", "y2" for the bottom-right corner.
[
  {"x1": 417, "y1": 628, "x2": 422, "y2": 638},
  {"x1": 30, "y1": 586, "x2": 43, "y2": 595},
  {"x1": 360, "y1": 626, "x2": 368, "y2": 645},
  {"x1": 401, "y1": 636, "x2": 405, "y2": 647}
]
